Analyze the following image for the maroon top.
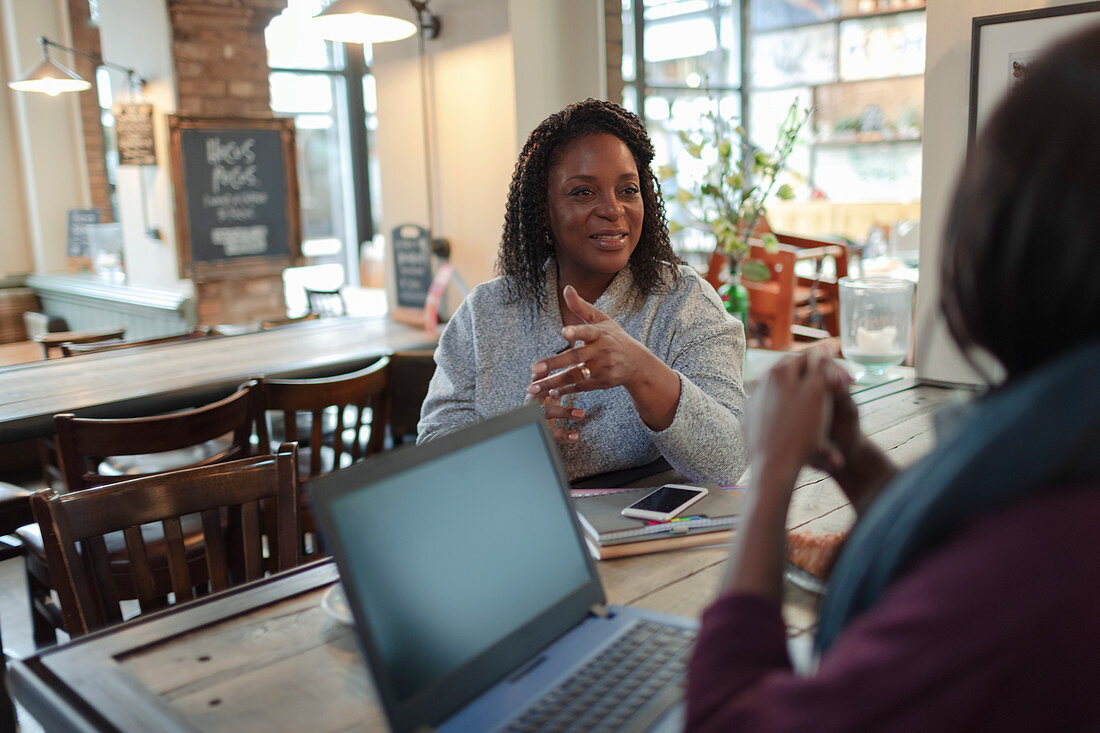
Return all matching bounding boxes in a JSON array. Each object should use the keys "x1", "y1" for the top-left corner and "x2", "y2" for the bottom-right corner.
[{"x1": 686, "y1": 484, "x2": 1100, "y2": 731}]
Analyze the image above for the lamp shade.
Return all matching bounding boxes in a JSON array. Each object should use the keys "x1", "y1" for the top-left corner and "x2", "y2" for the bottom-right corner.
[
  {"x1": 311, "y1": 0, "x2": 418, "y2": 43},
  {"x1": 7, "y1": 57, "x2": 91, "y2": 96}
]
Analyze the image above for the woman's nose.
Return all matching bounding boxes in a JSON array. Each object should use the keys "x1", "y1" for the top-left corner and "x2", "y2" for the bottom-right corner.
[{"x1": 595, "y1": 195, "x2": 625, "y2": 219}]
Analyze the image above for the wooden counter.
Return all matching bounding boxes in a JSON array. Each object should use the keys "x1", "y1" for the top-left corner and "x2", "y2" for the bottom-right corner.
[{"x1": 0, "y1": 316, "x2": 438, "y2": 443}]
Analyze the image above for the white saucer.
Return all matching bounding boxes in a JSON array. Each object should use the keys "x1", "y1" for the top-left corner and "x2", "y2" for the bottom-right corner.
[{"x1": 321, "y1": 583, "x2": 354, "y2": 625}]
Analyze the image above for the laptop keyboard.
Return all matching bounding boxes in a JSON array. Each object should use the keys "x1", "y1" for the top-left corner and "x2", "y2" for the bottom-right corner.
[{"x1": 503, "y1": 621, "x2": 696, "y2": 732}]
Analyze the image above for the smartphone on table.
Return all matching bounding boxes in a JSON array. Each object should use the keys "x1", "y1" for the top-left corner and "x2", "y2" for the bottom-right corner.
[{"x1": 620, "y1": 484, "x2": 709, "y2": 522}]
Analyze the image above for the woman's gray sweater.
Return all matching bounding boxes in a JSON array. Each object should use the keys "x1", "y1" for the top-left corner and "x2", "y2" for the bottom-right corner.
[{"x1": 417, "y1": 264, "x2": 748, "y2": 485}]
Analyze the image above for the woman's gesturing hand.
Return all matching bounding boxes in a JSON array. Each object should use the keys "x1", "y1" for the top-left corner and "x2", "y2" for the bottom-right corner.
[
  {"x1": 528, "y1": 285, "x2": 648, "y2": 395},
  {"x1": 526, "y1": 285, "x2": 681, "y2": 432}
]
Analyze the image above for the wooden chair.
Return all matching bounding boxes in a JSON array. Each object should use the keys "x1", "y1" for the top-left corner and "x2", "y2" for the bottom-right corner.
[
  {"x1": 387, "y1": 349, "x2": 437, "y2": 447},
  {"x1": 304, "y1": 287, "x2": 348, "y2": 317},
  {"x1": 250, "y1": 357, "x2": 391, "y2": 556},
  {"x1": 29, "y1": 444, "x2": 300, "y2": 638},
  {"x1": 19, "y1": 385, "x2": 257, "y2": 646},
  {"x1": 705, "y1": 232, "x2": 849, "y2": 351},
  {"x1": 59, "y1": 327, "x2": 218, "y2": 356},
  {"x1": 261, "y1": 313, "x2": 319, "y2": 330},
  {"x1": 35, "y1": 327, "x2": 125, "y2": 358}
]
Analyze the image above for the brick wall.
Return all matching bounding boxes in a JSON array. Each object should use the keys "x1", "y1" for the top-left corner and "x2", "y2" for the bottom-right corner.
[
  {"x1": 605, "y1": 0, "x2": 623, "y2": 106},
  {"x1": 68, "y1": 0, "x2": 114, "y2": 227},
  {"x1": 169, "y1": 0, "x2": 285, "y2": 116},
  {"x1": 168, "y1": 0, "x2": 289, "y2": 326}
]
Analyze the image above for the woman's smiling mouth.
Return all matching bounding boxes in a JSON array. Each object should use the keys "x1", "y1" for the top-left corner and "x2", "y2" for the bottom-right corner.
[{"x1": 590, "y1": 231, "x2": 629, "y2": 248}]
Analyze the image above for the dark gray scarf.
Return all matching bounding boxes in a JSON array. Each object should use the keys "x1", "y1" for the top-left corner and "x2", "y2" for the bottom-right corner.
[{"x1": 816, "y1": 339, "x2": 1100, "y2": 652}]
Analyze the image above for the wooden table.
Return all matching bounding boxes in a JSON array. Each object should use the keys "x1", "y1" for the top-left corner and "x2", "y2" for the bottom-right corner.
[
  {"x1": 0, "y1": 316, "x2": 438, "y2": 444},
  {"x1": 7, "y1": 378, "x2": 969, "y2": 733}
]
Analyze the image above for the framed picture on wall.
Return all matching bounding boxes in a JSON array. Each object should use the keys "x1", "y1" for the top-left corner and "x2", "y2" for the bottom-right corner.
[{"x1": 968, "y1": 2, "x2": 1100, "y2": 147}]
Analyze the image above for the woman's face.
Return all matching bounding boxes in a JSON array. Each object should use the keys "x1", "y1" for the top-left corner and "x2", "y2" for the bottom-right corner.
[{"x1": 546, "y1": 133, "x2": 644, "y2": 283}]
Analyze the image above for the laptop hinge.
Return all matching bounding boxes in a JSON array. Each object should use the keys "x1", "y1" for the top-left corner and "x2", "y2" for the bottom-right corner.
[{"x1": 590, "y1": 603, "x2": 611, "y2": 619}]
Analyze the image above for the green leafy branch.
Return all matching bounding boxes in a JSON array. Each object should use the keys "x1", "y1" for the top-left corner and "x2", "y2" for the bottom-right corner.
[{"x1": 659, "y1": 99, "x2": 811, "y2": 274}]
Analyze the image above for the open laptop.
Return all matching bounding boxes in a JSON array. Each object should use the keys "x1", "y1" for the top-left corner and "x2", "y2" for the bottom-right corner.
[{"x1": 308, "y1": 403, "x2": 697, "y2": 733}]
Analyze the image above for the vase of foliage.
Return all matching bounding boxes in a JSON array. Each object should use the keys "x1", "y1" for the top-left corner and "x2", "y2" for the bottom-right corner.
[{"x1": 660, "y1": 99, "x2": 812, "y2": 325}]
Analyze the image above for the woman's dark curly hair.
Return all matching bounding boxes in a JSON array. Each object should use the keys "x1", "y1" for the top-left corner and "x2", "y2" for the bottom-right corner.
[{"x1": 497, "y1": 98, "x2": 680, "y2": 305}]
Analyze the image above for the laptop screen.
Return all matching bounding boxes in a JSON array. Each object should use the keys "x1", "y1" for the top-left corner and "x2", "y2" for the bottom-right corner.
[{"x1": 312, "y1": 405, "x2": 602, "y2": 729}]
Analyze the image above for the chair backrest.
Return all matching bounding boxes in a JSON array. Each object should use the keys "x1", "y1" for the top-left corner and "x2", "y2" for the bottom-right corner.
[
  {"x1": 36, "y1": 327, "x2": 125, "y2": 358},
  {"x1": 30, "y1": 443, "x2": 301, "y2": 637},
  {"x1": 60, "y1": 327, "x2": 218, "y2": 357},
  {"x1": 304, "y1": 287, "x2": 347, "y2": 317},
  {"x1": 261, "y1": 313, "x2": 319, "y2": 330},
  {"x1": 53, "y1": 385, "x2": 255, "y2": 493},
  {"x1": 705, "y1": 231, "x2": 850, "y2": 351},
  {"x1": 387, "y1": 349, "x2": 437, "y2": 446},
  {"x1": 251, "y1": 356, "x2": 391, "y2": 478},
  {"x1": 743, "y1": 244, "x2": 799, "y2": 351}
]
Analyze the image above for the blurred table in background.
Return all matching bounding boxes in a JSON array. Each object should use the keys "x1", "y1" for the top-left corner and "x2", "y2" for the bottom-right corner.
[{"x1": 0, "y1": 316, "x2": 437, "y2": 444}]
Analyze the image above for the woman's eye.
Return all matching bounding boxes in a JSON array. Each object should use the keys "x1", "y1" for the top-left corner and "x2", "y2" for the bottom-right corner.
[
  {"x1": 622, "y1": 185, "x2": 640, "y2": 196},
  {"x1": 568, "y1": 188, "x2": 593, "y2": 197}
]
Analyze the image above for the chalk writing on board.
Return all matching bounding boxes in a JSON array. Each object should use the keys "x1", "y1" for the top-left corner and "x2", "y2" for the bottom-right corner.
[{"x1": 179, "y1": 128, "x2": 289, "y2": 265}]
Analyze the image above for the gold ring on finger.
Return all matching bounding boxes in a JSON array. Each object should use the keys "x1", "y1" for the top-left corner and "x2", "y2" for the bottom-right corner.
[{"x1": 579, "y1": 364, "x2": 592, "y2": 381}]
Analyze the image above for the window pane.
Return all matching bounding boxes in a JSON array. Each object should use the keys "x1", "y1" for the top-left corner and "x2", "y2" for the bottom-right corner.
[
  {"x1": 812, "y1": 141, "x2": 921, "y2": 202},
  {"x1": 363, "y1": 76, "x2": 383, "y2": 232},
  {"x1": 270, "y1": 73, "x2": 352, "y2": 276},
  {"x1": 749, "y1": 87, "x2": 811, "y2": 187},
  {"x1": 839, "y1": 11, "x2": 924, "y2": 81},
  {"x1": 814, "y1": 76, "x2": 923, "y2": 143},
  {"x1": 651, "y1": 92, "x2": 742, "y2": 271},
  {"x1": 622, "y1": 0, "x2": 636, "y2": 82},
  {"x1": 750, "y1": 23, "x2": 837, "y2": 88},
  {"x1": 749, "y1": 0, "x2": 838, "y2": 31},
  {"x1": 266, "y1": 0, "x2": 343, "y2": 70},
  {"x1": 643, "y1": 0, "x2": 739, "y2": 88},
  {"x1": 270, "y1": 73, "x2": 334, "y2": 114}
]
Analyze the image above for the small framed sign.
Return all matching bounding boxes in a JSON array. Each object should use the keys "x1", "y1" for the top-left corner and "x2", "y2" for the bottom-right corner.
[
  {"x1": 114, "y1": 103, "x2": 157, "y2": 166},
  {"x1": 168, "y1": 116, "x2": 302, "y2": 280},
  {"x1": 66, "y1": 207, "x2": 100, "y2": 272},
  {"x1": 390, "y1": 224, "x2": 434, "y2": 325}
]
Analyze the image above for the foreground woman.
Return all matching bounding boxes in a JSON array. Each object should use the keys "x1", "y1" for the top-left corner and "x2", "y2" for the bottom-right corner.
[
  {"x1": 419, "y1": 99, "x2": 747, "y2": 486},
  {"x1": 688, "y1": 25, "x2": 1100, "y2": 730}
]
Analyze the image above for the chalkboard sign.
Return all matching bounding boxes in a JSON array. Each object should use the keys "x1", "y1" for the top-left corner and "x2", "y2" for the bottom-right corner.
[
  {"x1": 391, "y1": 224, "x2": 433, "y2": 308},
  {"x1": 67, "y1": 208, "x2": 101, "y2": 258},
  {"x1": 168, "y1": 116, "x2": 301, "y2": 279},
  {"x1": 114, "y1": 103, "x2": 156, "y2": 166}
]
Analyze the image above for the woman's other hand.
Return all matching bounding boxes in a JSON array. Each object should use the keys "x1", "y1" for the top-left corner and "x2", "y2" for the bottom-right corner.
[
  {"x1": 527, "y1": 286, "x2": 681, "y2": 430},
  {"x1": 527, "y1": 386, "x2": 585, "y2": 446}
]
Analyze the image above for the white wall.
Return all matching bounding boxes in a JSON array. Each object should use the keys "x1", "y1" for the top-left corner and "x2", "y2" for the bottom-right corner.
[
  {"x1": 916, "y1": 0, "x2": 1082, "y2": 385},
  {"x1": 374, "y1": 0, "x2": 609, "y2": 309},
  {"x1": 0, "y1": 1, "x2": 32, "y2": 277},
  {"x1": 98, "y1": 0, "x2": 185, "y2": 290},
  {"x1": 509, "y1": 0, "x2": 607, "y2": 147},
  {"x1": 0, "y1": 0, "x2": 88, "y2": 276},
  {"x1": 375, "y1": 0, "x2": 517, "y2": 304}
]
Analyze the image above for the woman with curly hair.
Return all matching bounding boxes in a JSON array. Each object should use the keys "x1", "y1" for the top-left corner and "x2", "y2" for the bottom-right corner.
[{"x1": 418, "y1": 98, "x2": 747, "y2": 485}]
